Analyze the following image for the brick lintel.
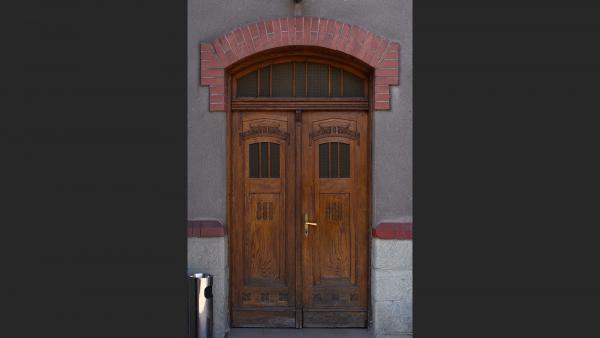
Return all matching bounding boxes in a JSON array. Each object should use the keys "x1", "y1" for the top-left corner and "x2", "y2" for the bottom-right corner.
[{"x1": 199, "y1": 17, "x2": 400, "y2": 112}]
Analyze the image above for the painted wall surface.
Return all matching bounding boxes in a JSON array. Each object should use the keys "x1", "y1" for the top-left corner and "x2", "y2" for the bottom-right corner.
[
  {"x1": 188, "y1": 1, "x2": 412, "y2": 337},
  {"x1": 188, "y1": 0, "x2": 412, "y2": 225}
]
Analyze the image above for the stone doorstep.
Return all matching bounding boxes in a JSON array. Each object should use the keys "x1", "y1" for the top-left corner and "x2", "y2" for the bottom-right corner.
[
  {"x1": 225, "y1": 329, "x2": 413, "y2": 338},
  {"x1": 226, "y1": 328, "x2": 375, "y2": 338}
]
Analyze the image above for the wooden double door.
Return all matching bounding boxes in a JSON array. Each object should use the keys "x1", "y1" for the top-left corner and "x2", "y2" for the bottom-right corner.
[{"x1": 230, "y1": 110, "x2": 369, "y2": 328}]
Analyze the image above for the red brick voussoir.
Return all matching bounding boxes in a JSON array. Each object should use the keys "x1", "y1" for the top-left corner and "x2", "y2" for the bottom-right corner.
[{"x1": 199, "y1": 17, "x2": 400, "y2": 112}]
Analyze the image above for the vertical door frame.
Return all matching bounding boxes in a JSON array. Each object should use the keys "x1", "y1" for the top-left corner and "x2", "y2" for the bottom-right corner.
[
  {"x1": 300, "y1": 110, "x2": 370, "y2": 327},
  {"x1": 294, "y1": 109, "x2": 304, "y2": 327},
  {"x1": 226, "y1": 53, "x2": 374, "y2": 329}
]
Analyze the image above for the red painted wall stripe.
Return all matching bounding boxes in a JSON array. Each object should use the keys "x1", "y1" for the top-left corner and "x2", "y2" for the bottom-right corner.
[
  {"x1": 372, "y1": 222, "x2": 412, "y2": 240},
  {"x1": 199, "y1": 16, "x2": 400, "y2": 112},
  {"x1": 187, "y1": 220, "x2": 226, "y2": 238},
  {"x1": 189, "y1": 220, "x2": 410, "y2": 239}
]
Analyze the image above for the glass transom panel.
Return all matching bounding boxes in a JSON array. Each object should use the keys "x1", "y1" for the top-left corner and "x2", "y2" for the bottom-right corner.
[{"x1": 236, "y1": 62, "x2": 365, "y2": 98}]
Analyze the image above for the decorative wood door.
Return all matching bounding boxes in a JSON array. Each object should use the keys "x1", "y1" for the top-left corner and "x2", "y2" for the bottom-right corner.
[
  {"x1": 230, "y1": 110, "x2": 369, "y2": 328},
  {"x1": 300, "y1": 111, "x2": 369, "y2": 327},
  {"x1": 230, "y1": 111, "x2": 297, "y2": 327}
]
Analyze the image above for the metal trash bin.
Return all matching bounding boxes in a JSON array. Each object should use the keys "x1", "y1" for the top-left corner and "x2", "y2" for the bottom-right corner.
[{"x1": 188, "y1": 273, "x2": 213, "y2": 338}]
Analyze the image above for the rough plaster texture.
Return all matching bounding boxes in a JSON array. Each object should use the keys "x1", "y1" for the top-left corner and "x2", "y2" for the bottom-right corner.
[
  {"x1": 372, "y1": 239, "x2": 413, "y2": 336},
  {"x1": 373, "y1": 239, "x2": 413, "y2": 271},
  {"x1": 373, "y1": 270, "x2": 412, "y2": 302},
  {"x1": 188, "y1": 0, "x2": 412, "y2": 225},
  {"x1": 188, "y1": 238, "x2": 229, "y2": 338},
  {"x1": 373, "y1": 85, "x2": 413, "y2": 225},
  {"x1": 188, "y1": 92, "x2": 226, "y2": 222},
  {"x1": 188, "y1": 0, "x2": 412, "y2": 336}
]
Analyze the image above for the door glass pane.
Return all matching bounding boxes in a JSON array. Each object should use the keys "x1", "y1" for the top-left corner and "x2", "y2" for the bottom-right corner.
[
  {"x1": 236, "y1": 63, "x2": 365, "y2": 98},
  {"x1": 331, "y1": 67, "x2": 341, "y2": 97},
  {"x1": 330, "y1": 142, "x2": 339, "y2": 178},
  {"x1": 269, "y1": 143, "x2": 280, "y2": 178},
  {"x1": 249, "y1": 143, "x2": 259, "y2": 177},
  {"x1": 272, "y1": 63, "x2": 293, "y2": 97},
  {"x1": 237, "y1": 71, "x2": 258, "y2": 97},
  {"x1": 260, "y1": 142, "x2": 268, "y2": 177},
  {"x1": 343, "y1": 70, "x2": 364, "y2": 97},
  {"x1": 307, "y1": 63, "x2": 329, "y2": 97},
  {"x1": 319, "y1": 143, "x2": 329, "y2": 178},
  {"x1": 339, "y1": 143, "x2": 350, "y2": 177},
  {"x1": 259, "y1": 67, "x2": 270, "y2": 97},
  {"x1": 294, "y1": 62, "x2": 306, "y2": 97}
]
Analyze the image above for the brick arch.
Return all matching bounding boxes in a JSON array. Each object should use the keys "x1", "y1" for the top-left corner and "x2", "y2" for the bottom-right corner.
[{"x1": 200, "y1": 17, "x2": 400, "y2": 112}]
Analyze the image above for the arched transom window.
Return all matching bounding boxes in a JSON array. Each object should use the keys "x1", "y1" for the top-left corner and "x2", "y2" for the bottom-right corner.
[{"x1": 235, "y1": 61, "x2": 367, "y2": 98}]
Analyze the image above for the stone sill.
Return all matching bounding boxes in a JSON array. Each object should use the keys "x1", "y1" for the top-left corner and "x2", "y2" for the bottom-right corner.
[
  {"x1": 187, "y1": 220, "x2": 226, "y2": 237},
  {"x1": 373, "y1": 222, "x2": 412, "y2": 240}
]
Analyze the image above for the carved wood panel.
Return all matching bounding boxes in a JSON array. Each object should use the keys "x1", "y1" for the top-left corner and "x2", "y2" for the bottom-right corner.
[
  {"x1": 231, "y1": 111, "x2": 296, "y2": 328},
  {"x1": 245, "y1": 193, "x2": 282, "y2": 283},
  {"x1": 302, "y1": 111, "x2": 369, "y2": 327},
  {"x1": 231, "y1": 110, "x2": 369, "y2": 328},
  {"x1": 316, "y1": 193, "x2": 351, "y2": 283},
  {"x1": 309, "y1": 123, "x2": 360, "y2": 144}
]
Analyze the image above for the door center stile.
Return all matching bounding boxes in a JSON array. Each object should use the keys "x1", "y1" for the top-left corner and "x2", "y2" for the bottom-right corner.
[
  {"x1": 293, "y1": 109, "x2": 304, "y2": 328},
  {"x1": 229, "y1": 49, "x2": 372, "y2": 329}
]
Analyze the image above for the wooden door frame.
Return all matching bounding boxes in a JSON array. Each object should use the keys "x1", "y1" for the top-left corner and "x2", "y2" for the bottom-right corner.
[{"x1": 225, "y1": 51, "x2": 374, "y2": 329}]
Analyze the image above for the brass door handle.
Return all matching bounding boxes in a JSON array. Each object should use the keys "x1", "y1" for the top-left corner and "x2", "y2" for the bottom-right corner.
[{"x1": 304, "y1": 213, "x2": 317, "y2": 237}]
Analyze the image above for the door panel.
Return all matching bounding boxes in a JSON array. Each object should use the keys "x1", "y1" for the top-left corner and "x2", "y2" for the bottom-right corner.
[
  {"x1": 245, "y1": 193, "x2": 283, "y2": 284},
  {"x1": 231, "y1": 110, "x2": 369, "y2": 328},
  {"x1": 301, "y1": 111, "x2": 369, "y2": 327},
  {"x1": 316, "y1": 193, "x2": 351, "y2": 283},
  {"x1": 231, "y1": 111, "x2": 297, "y2": 327}
]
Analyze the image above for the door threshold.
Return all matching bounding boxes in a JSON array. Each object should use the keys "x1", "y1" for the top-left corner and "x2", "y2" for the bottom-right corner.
[{"x1": 227, "y1": 327, "x2": 373, "y2": 338}]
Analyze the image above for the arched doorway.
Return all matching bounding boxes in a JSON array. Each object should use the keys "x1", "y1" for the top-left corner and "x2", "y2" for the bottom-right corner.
[{"x1": 228, "y1": 47, "x2": 372, "y2": 328}]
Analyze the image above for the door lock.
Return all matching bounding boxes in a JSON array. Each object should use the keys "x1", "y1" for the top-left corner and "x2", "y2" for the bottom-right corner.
[{"x1": 304, "y1": 213, "x2": 317, "y2": 237}]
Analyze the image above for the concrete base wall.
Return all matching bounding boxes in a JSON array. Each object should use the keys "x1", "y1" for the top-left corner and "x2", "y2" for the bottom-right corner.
[
  {"x1": 187, "y1": 237, "x2": 412, "y2": 337},
  {"x1": 372, "y1": 239, "x2": 413, "y2": 337},
  {"x1": 188, "y1": 2, "x2": 412, "y2": 336},
  {"x1": 188, "y1": 0, "x2": 412, "y2": 224},
  {"x1": 188, "y1": 237, "x2": 229, "y2": 338}
]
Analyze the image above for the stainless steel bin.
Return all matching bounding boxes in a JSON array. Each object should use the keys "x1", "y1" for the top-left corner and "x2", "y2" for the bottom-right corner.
[{"x1": 188, "y1": 273, "x2": 213, "y2": 338}]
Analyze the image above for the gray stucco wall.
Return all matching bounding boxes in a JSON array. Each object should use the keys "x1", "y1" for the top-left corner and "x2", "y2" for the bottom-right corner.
[
  {"x1": 188, "y1": 1, "x2": 412, "y2": 337},
  {"x1": 188, "y1": 0, "x2": 412, "y2": 224}
]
